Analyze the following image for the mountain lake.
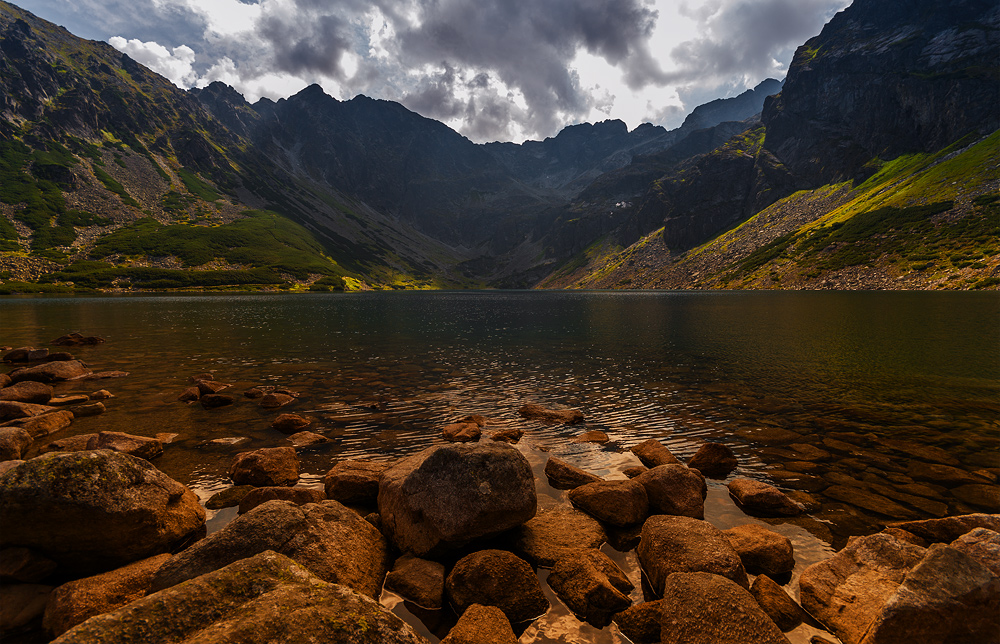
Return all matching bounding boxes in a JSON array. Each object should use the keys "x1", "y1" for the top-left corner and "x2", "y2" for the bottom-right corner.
[{"x1": 2, "y1": 290, "x2": 998, "y2": 644}]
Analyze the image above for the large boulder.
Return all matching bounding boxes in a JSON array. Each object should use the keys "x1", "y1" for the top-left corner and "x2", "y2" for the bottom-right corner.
[
  {"x1": 0, "y1": 450, "x2": 205, "y2": 575},
  {"x1": 229, "y1": 447, "x2": 299, "y2": 487},
  {"x1": 441, "y1": 604, "x2": 518, "y2": 644},
  {"x1": 657, "y1": 572, "x2": 791, "y2": 644},
  {"x1": 151, "y1": 500, "x2": 388, "y2": 599},
  {"x1": 721, "y1": 524, "x2": 795, "y2": 576},
  {"x1": 0, "y1": 401, "x2": 56, "y2": 421},
  {"x1": 0, "y1": 381, "x2": 54, "y2": 404},
  {"x1": 324, "y1": 459, "x2": 391, "y2": 505},
  {"x1": 799, "y1": 533, "x2": 927, "y2": 644},
  {"x1": 43, "y1": 554, "x2": 171, "y2": 637},
  {"x1": 384, "y1": 554, "x2": 446, "y2": 609},
  {"x1": 568, "y1": 478, "x2": 649, "y2": 527},
  {"x1": 514, "y1": 508, "x2": 606, "y2": 567},
  {"x1": 547, "y1": 548, "x2": 633, "y2": 627},
  {"x1": 859, "y1": 529, "x2": 1000, "y2": 644},
  {"x1": 630, "y1": 439, "x2": 681, "y2": 467},
  {"x1": 636, "y1": 515, "x2": 748, "y2": 595},
  {"x1": 886, "y1": 513, "x2": 1000, "y2": 544},
  {"x1": 634, "y1": 464, "x2": 706, "y2": 518},
  {"x1": 543, "y1": 457, "x2": 602, "y2": 490},
  {"x1": 9, "y1": 360, "x2": 90, "y2": 383},
  {"x1": 727, "y1": 478, "x2": 804, "y2": 517},
  {"x1": 51, "y1": 551, "x2": 428, "y2": 644},
  {"x1": 378, "y1": 443, "x2": 536, "y2": 557},
  {"x1": 445, "y1": 549, "x2": 549, "y2": 625},
  {"x1": 687, "y1": 442, "x2": 738, "y2": 478}
]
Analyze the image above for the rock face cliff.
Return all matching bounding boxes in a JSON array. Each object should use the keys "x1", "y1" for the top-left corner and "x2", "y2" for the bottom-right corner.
[{"x1": 626, "y1": 0, "x2": 1000, "y2": 253}]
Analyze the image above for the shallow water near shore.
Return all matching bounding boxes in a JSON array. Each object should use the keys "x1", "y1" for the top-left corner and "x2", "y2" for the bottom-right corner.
[{"x1": 2, "y1": 290, "x2": 998, "y2": 643}]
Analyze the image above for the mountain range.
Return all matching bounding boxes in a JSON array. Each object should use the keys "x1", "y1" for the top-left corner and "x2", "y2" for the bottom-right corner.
[{"x1": 0, "y1": 0, "x2": 997, "y2": 293}]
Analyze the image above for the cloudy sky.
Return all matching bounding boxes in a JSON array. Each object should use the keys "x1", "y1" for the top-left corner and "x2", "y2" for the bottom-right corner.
[{"x1": 19, "y1": 0, "x2": 848, "y2": 143}]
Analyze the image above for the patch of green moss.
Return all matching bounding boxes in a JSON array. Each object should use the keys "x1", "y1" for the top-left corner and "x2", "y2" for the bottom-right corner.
[
  {"x1": 92, "y1": 166, "x2": 139, "y2": 207},
  {"x1": 178, "y1": 168, "x2": 221, "y2": 201}
]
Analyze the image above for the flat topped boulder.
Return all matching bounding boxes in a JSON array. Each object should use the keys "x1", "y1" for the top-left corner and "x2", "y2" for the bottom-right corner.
[
  {"x1": 568, "y1": 478, "x2": 649, "y2": 527},
  {"x1": 637, "y1": 515, "x2": 748, "y2": 595},
  {"x1": 51, "y1": 551, "x2": 428, "y2": 644},
  {"x1": 722, "y1": 524, "x2": 795, "y2": 576},
  {"x1": 86, "y1": 432, "x2": 163, "y2": 460},
  {"x1": 514, "y1": 507, "x2": 607, "y2": 567},
  {"x1": 9, "y1": 360, "x2": 91, "y2": 383},
  {"x1": 0, "y1": 450, "x2": 205, "y2": 575},
  {"x1": 378, "y1": 443, "x2": 536, "y2": 557},
  {"x1": 727, "y1": 478, "x2": 804, "y2": 517},
  {"x1": 0, "y1": 381, "x2": 54, "y2": 404}
]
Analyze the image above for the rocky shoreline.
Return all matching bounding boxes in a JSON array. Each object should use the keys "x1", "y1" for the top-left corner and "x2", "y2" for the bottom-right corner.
[{"x1": 1, "y1": 338, "x2": 998, "y2": 643}]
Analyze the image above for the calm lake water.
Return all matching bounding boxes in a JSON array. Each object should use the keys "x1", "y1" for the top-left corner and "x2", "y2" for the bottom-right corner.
[{"x1": 2, "y1": 290, "x2": 998, "y2": 643}]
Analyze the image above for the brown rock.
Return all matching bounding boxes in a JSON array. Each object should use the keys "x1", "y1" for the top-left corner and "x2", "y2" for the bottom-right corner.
[
  {"x1": 0, "y1": 400, "x2": 56, "y2": 421},
  {"x1": 5, "y1": 410, "x2": 75, "y2": 438},
  {"x1": 47, "y1": 395, "x2": 90, "y2": 406},
  {"x1": 951, "y1": 484, "x2": 1000, "y2": 511},
  {"x1": 686, "y1": 442, "x2": 738, "y2": 478},
  {"x1": 45, "y1": 352, "x2": 75, "y2": 362},
  {"x1": 72, "y1": 403, "x2": 105, "y2": 417},
  {"x1": 89, "y1": 390, "x2": 114, "y2": 400},
  {"x1": 52, "y1": 551, "x2": 426, "y2": 644},
  {"x1": 637, "y1": 516, "x2": 748, "y2": 595},
  {"x1": 750, "y1": 573, "x2": 812, "y2": 632},
  {"x1": 200, "y1": 394, "x2": 234, "y2": 409},
  {"x1": 259, "y1": 393, "x2": 294, "y2": 408},
  {"x1": 287, "y1": 431, "x2": 328, "y2": 448},
  {"x1": 9, "y1": 360, "x2": 90, "y2": 383},
  {"x1": 81, "y1": 371, "x2": 129, "y2": 380},
  {"x1": 488, "y1": 427, "x2": 524, "y2": 443},
  {"x1": 0, "y1": 381, "x2": 54, "y2": 404},
  {"x1": 859, "y1": 534, "x2": 1000, "y2": 644},
  {"x1": 0, "y1": 427, "x2": 32, "y2": 460},
  {"x1": 177, "y1": 386, "x2": 200, "y2": 402},
  {"x1": 324, "y1": 459, "x2": 390, "y2": 505},
  {"x1": 2, "y1": 347, "x2": 34, "y2": 362},
  {"x1": 195, "y1": 380, "x2": 229, "y2": 395},
  {"x1": 0, "y1": 373, "x2": 10, "y2": 387},
  {"x1": 887, "y1": 513, "x2": 1000, "y2": 544},
  {"x1": 722, "y1": 524, "x2": 795, "y2": 576},
  {"x1": 0, "y1": 450, "x2": 205, "y2": 575},
  {"x1": 0, "y1": 547, "x2": 58, "y2": 583},
  {"x1": 205, "y1": 485, "x2": 256, "y2": 510},
  {"x1": 384, "y1": 554, "x2": 445, "y2": 609},
  {"x1": 243, "y1": 387, "x2": 266, "y2": 399},
  {"x1": 573, "y1": 430, "x2": 609, "y2": 443},
  {"x1": 0, "y1": 583, "x2": 52, "y2": 633},
  {"x1": 907, "y1": 461, "x2": 988, "y2": 486},
  {"x1": 629, "y1": 438, "x2": 681, "y2": 467},
  {"x1": 727, "y1": 478, "x2": 804, "y2": 517},
  {"x1": 547, "y1": 548, "x2": 632, "y2": 627},
  {"x1": 442, "y1": 422, "x2": 482, "y2": 442},
  {"x1": 951, "y1": 527, "x2": 1000, "y2": 577},
  {"x1": 39, "y1": 434, "x2": 97, "y2": 455},
  {"x1": 568, "y1": 478, "x2": 649, "y2": 527},
  {"x1": 238, "y1": 486, "x2": 325, "y2": 514},
  {"x1": 824, "y1": 485, "x2": 916, "y2": 519},
  {"x1": 543, "y1": 456, "x2": 602, "y2": 490},
  {"x1": 271, "y1": 413, "x2": 312, "y2": 434},
  {"x1": 799, "y1": 533, "x2": 927, "y2": 644},
  {"x1": 513, "y1": 507, "x2": 607, "y2": 567},
  {"x1": 658, "y1": 572, "x2": 790, "y2": 644},
  {"x1": 445, "y1": 550, "x2": 549, "y2": 624},
  {"x1": 634, "y1": 464, "x2": 706, "y2": 518},
  {"x1": 517, "y1": 403, "x2": 584, "y2": 424},
  {"x1": 188, "y1": 373, "x2": 214, "y2": 383},
  {"x1": 85, "y1": 432, "x2": 162, "y2": 460},
  {"x1": 50, "y1": 333, "x2": 104, "y2": 347},
  {"x1": 43, "y1": 554, "x2": 170, "y2": 637},
  {"x1": 0, "y1": 459, "x2": 23, "y2": 475},
  {"x1": 151, "y1": 500, "x2": 389, "y2": 599},
  {"x1": 613, "y1": 600, "x2": 664, "y2": 644},
  {"x1": 378, "y1": 443, "x2": 536, "y2": 557},
  {"x1": 229, "y1": 447, "x2": 299, "y2": 487},
  {"x1": 442, "y1": 604, "x2": 517, "y2": 644},
  {"x1": 623, "y1": 465, "x2": 648, "y2": 478}
]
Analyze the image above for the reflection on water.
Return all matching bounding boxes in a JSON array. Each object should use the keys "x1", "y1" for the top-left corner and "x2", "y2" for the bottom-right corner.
[{"x1": 2, "y1": 291, "x2": 998, "y2": 643}]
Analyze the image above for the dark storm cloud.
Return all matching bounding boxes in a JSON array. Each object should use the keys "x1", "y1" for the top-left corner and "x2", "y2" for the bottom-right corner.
[
  {"x1": 672, "y1": 0, "x2": 846, "y2": 80},
  {"x1": 259, "y1": 11, "x2": 352, "y2": 78}
]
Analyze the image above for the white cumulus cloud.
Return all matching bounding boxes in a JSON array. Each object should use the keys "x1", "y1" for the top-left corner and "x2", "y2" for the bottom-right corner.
[{"x1": 108, "y1": 36, "x2": 199, "y2": 87}]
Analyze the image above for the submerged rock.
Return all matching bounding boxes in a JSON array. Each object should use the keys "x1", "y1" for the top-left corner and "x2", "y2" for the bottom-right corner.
[
  {"x1": 517, "y1": 403, "x2": 584, "y2": 424},
  {"x1": 886, "y1": 513, "x2": 1000, "y2": 544},
  {"x1": 637, "y1": 515, "x2": 748, "y2": 595},
  {"x1": 727, "y1": 478, "x2": 804, "y2": 517},
  {"x1": 687, "y1": 442, "x2": 738, "y2": 478},
  {"x1": 52, "y1": 551, "x2": 427, "y2": 644},
  {"x1": 445, "y1": 549, "x2": 549, "y2": 624},
  {"x1": 9, "y1": 360, "x2": 90, "y2": 383},
  {"x1": 378, "y1": 443, "x2": 536, "y2": 557},
  {"x1": 0, "y1": 450, "x2": 205, "y2": 575},
  {"x1": 205, "y1": 485, "x2": 255, "y2": 510},
  {"x1": 50, "y1": 333, "x2": 104, "y2": 347},
  {"x1": 259, "y1": 393, "x2": 294, "y2": 408},
  {"x1": 271, "y1": 413, "x2": 312, "y2": 434}
]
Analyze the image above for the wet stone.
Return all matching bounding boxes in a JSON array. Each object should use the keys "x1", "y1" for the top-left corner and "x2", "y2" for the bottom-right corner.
[
  {"x1": 629, "y1": 438, "x2": 681, "y2": 467},
  {"x1": 205, "y1": 485, "x2": 256, "y2": 510},
  {"x1": 543, "y1": 457, "x2": 602, "y2": 490}
]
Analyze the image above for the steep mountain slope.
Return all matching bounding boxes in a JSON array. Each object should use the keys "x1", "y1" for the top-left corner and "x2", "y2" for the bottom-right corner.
[{"x1": 546, "y1": 0, "x2": 999, "y2": 290}]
